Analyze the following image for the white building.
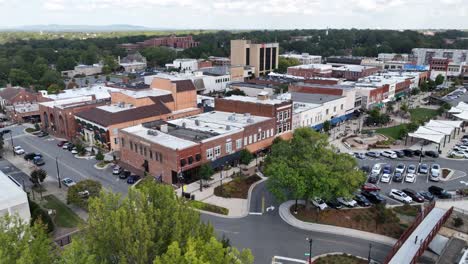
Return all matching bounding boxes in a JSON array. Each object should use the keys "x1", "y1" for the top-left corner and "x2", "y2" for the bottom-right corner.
[
  {"x1": 0, "y1": 171, "x2": 30, "y2": 223},
  {"x1": 39, "y1": 85, "x2": 122, "y2": 101},
  {"x1": 431, "y1": 62, "x2": 466, "y2": 80},
  {"x1": 378, "y1": 53, "x2": 410, "y2": 62},
  {"x1": 229, "y1": 82, "x2": 275, "y2": 97},
  {"x1": 144, "y1": 71, "x2": 230, "y2": 94},
  {"x1": 166, "y1": 59, "x2": 199, "y2": 72},
  {"x1": 61, "y1": 64, "x2": 103, "y2": 78},
  {"x1": 280, "y1": 53, "x2": 322, "y2": 64},
  {"x1": 412, "y1": 48, "x2": 468, "y2": 65}
]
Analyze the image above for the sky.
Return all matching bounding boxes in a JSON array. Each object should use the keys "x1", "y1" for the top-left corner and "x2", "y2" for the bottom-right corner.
[{"x1": 0, "y1": 0, "x2": 467, "y2": 29}]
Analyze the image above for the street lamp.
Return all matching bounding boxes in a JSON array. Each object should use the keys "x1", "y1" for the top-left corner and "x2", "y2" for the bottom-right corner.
[
  {"x1": 306, "y1": 237, "x2": 313, "y2": 263},
  {"x1": 56, "y1": 157, "x2": 62, "y2": 188},
  {"x1": 368, "y1": 243, "x2": 372, "y2": 264},
  {"x1": 178, "y1": 171, "x2": 184, "y2": 198}
]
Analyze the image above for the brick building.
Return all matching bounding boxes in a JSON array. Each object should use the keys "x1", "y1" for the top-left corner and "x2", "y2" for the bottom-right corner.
[
  {"x1": 214, "y1": 95, "x2": 293, "y2": 137},
  {"x1": 120, "y1": 35, "x2": 199, "y2": 51},
  {"x1": 287, "y1": 64, "x2": 333, "y2": 78},
  {"x1": 119, "y1": 111, "x2": 276, "y2": 184},
  {"x1": 75, "y1": 78, "x2": 201, "y2": 151},
  {"x1": 0, "y1": 86, "x2": 41, "y2": 122},
  {"x1": 331, "y1": 65, "x2": 380, "y2": 81}
]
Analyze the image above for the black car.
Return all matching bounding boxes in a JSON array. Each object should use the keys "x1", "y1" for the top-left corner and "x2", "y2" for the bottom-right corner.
[
  {"x1": 394, "y1": 150, "x2": 405, "y2": 158},
  {"x1": 33, "y1": 157, "x2": 45, "y2": 166},
  {"x1": 428, "y1": 186, "x2": 452, "y2": 199},
  {"x1": 360, "y1": 166, "x2": 371, "y2": 174},
  {"x1": 127, "y1": 175, "x2": 141, "y2": 184},
  {"x1": 424, "y1": 151, "x2": 439, "y2": 158},
  {"x1": 37, "y1": 131, "x2": 49, "y2": 137},
  {"x1": 361, "y1": 191, "x2": 386, "y2": 204},
  {"x1": 24, "y1": 152, "x2": 42, "y2": 161},
  {"x1": 326, "y1": 199, "x2": 343, "y2": 209},
  {"x1": 392, "y1": 172, "x2": 403, "y2": 182},
  {"x1": 67, "y1": 144, "x2": 75, "y2": 151},
  {"x1": 0, "y1": 129, "x2": 11, "y2": 135},
  {"x1": 419, "y1": 191, "x2": 434, "y2": 201},
  {"x1": 402, "y1": 188, "x2": 425, "y2": 203},
  {"x1": 403, "y1": 149, "x2": 415, "y2": 157},
  {"x1": 462, "y1": 135, "x2": 468, "y2": 139},
  {"x1": 368, "y1": 175, "x2": 379, "y2": 184},
  {"x1": 413, "y1": 150, "x2": 425, "y2": 157},
  {"x1": 354, "y1": 194, "x2": 371, "y2": 207},
  {"x1": 119, "y1": 170, "x2": 131, "y2": 179}
]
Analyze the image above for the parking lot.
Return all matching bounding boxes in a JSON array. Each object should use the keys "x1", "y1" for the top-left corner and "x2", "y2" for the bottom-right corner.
[{"x1": 3, "y1": 124, "x2": 130, "y2": 194}]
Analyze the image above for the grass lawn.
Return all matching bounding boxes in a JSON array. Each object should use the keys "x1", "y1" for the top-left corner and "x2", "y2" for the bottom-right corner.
[
  {"x1": 314, "y1": 254, "x2": 367, "y2": 264},
  {"x1": 41, "y1": 195, "x2": 83, "y2": 228},
  {"x1": 392, "y1": 204, "x2": 420, "y2": 217},
  {"x1": 25, "y1": 127, "x2": 38, "y2": 133},
  {"x1": 291, "y1": 204, "x2": 411, "y2": 239},
  {"x1": 213, "y1": 175, "x2": 262, "y2": 199},
  {"x1": 409, "y1": 108, "x2": 438, "y2": 123},
  {"x1": 96, "y1": 161, "x2": 111, "y2": 168},
  {"x1": 187, "y1": 200, "x2": 229, "y2": 215},
  {"x1": 375, "y1": 124, "x2": 407, "y2": 140}
]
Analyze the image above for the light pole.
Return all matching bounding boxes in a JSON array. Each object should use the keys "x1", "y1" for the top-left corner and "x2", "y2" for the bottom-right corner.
[
  {"x1": 306, "y1": 237, "x2": 313, "y2": 263},
  {"x1": 178, "y1": 171, "x2": 184, "y2": 198},
  {"x1": 56, "y1": 156, "x2": 62, "y2": 188},
  {"x1": 368, "y1": 243, "x2": 372, "y2": 263},
  {"x1": 9, "y1": 132, "x2": 15, "y2": 156},
  {"x1": 418, "y1": 140, "x2": 424, "y2": 167}
]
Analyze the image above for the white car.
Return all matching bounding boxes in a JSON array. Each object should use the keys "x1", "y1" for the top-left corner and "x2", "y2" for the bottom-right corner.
[
  {"x1": 371, "y1": 164, "x2": 382, "y2": 175},
  {"x1": 337, "y1": 197, "x2": 357, "y2": 207},
  {"x1": 13, "y1": 146, "x2": 25, "y2": 155},
  {"x1": 451, "y1": 151, "x2": 466, "y2": 158},
  {"x1": 455, "y1": 145, "x2": 468, "y2": 151},
  {"x1": 381, "y1": 150, "x2": 397, "y2": 159},
  {"x1": 62, "y1": 178, "x2": 76, "y2": 187},
  {"x1": 71, "y1": 147, "x2": 78, "y2": 154},
  {"x1": 407, "y1": 164, "x2": 417, "y2": 174},
  {"x1": 311, "y1": 198, "x2": 328, "y2": 210},
  {"x1": 405, "y1": 173, "x2": 416, "y2": 183},
  {"x1": 430, "y1": 164, "x2": 441, "y2": 177},
  {"x1": 389, "y1": 189, "x2": 413, "y2": 204},
  {"x1": 380, "y1": 173, "x2": 391, "y2": 183},
  {"x1": 395, "y1": 163, "x2": 406, "y2": 174}
]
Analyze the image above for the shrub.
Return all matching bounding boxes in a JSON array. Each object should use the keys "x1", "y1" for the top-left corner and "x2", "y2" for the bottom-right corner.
[
  {"x1": 67, "y1": 179, "x2": 102, "y2": 209},
  {"x1": 31, "y1": 207, "x2": 54, "y2": 233},
  {"x1": 95, "y1": 150, "x2": 104, "y2": 161},
  {"x1": 453, "y1": 217, "x2": 464, "y2": 227}
]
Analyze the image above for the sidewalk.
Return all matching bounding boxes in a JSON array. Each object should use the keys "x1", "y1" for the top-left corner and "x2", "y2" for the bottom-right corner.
[
  {"x1": 176, "y1": 158, "x2": 265, "y2": 217},
  {"x1": 278, "y1": 200, "x2": 397, "y2": 246}
]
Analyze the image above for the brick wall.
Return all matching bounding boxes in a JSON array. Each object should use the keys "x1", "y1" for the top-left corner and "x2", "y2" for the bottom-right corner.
[{"x1": 289, "y1": 84, "x2": 344, "y2": 96}]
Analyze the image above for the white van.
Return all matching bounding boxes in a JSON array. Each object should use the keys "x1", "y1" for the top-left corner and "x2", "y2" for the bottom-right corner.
[{"x1": 381, "y1": 150, "x2": 397, "y2": 159}]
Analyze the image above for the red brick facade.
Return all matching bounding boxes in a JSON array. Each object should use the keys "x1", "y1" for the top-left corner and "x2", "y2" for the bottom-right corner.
[
  {"x1": 287, "y1": 67, "x2": 332, "y2": 78},
  {"x1": 289, "y1": 84, "x2": 344, "y2": 96},
  {"x1": 332, "y1": 67, "x2": 379, "y2": 81}
]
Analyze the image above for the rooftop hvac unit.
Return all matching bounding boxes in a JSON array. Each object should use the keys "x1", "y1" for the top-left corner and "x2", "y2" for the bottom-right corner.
[
  {"x1": 244, "y1": 113, "x2": 251, "y2": 117},
  {"x1": 226, "y1": 125, "x2": 231, "y2": 130},
  {"x1": 195, "y1": 119, "x2": 200, "y2": 126},
  {"x1": 247, "y1": 118, "x2": 254, "y2": 123},
  {"x1": 160, "y1": 124, "x2": 168, "y2": 133},
  {"x1": 228, "y1": 114, "x2": 236, "y2": 121},
  {"x1": 182, "y1": 122, "x2": 186, "y2": 128},
  {"x1": 147, "y1": 129, "x2": 158, "y2": 136}
]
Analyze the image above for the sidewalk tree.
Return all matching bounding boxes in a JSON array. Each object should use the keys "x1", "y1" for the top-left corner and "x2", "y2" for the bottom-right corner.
[
  {"x1": 67, "y1": 179, "x2": 102, "y2": 209},
  {"x1": 61, "y1": 182, "x2": 253, "y2": 263},
  {"x1": 198, "y1": 163, "x2": 214, "y2": 190},
  {"x1": 31, "y1": 169, "x2": 47, "y2": 186},
  {"x1": 266, "y1": 128, "x2": 366, "y2": 209},
  {"x1": 323, "y1": 120, "x2": 331, "y2": 132},
  {"x1": 239, "y1": 149, "x2": 254, "y2": 166},
  {"x1": 435, "y1": 74, "x2": 444, "y2": 86},
  {"x1": 400, "y1": 102, "x2": 409, "y2": 116},
  {"x1": 0, "y1": 215, "x2": 57, "y2": 263},
  {"x1": 95, "y1": 150, "x2": 104, "y2": 161}
]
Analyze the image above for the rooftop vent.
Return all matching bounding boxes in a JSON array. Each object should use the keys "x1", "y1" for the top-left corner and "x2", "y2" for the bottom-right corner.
[
  {"x1": 147, "y1": 129, "x2": 158, "y2": 136},
  {"x1": 160, "y1": 124, "x2": 168, "y2": 133},
  {"x1": 228, "y1": 114, "x2": 236, "y2": 121},
  {"x1": 195, "y1": 119, "x2": 200, "y2": 126},
  {"x1": 226, "y1": 125, "x2": 231, "y2": 130},
  {"x1": 247, "y1": 118, "x2": 254, "y2": 123},
  {"x1": 181, "y1": 122, "x2": 186, "y2": 128}
]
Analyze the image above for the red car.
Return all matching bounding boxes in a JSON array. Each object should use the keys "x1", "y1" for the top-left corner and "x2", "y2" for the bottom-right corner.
[
  {"x1": 361, "y1": 183, "x2": 381, "y2": 192},
  {"x1": 57, "y1": 140, "x2": 68, "y2": 147}
]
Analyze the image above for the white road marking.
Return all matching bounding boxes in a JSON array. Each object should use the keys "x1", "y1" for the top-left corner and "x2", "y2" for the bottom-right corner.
[
  {"x1": 248, "y1": 212, "x2": 263, "y2": 215},
  {"x1": 215, "y1": 228, "x2": 240, "y2": 234},
  {"x1": 460, "y1": 181, "x2": 468, "y2": 186}
]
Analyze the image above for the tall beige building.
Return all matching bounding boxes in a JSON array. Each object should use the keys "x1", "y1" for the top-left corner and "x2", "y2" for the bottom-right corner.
[{"x1": 230, "y1": 39, "x2": 279, "y2": 77}]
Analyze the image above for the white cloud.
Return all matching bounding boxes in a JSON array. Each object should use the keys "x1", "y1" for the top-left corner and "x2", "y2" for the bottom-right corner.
[{"x1": 44, "y1": 0, "x2": 66, "y2": 11}]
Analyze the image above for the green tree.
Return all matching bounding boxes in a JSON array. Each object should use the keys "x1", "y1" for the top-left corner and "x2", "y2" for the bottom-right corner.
[
  {"x1": 102, "y1": 56, "x2": 118, "y2": 74},
  {"x1": 225, "y1": 89, "x2": 246, "y2": 96},
  {"x1": 40, "y1": 69, "x2": 64, "y2": 89},
  {"x1": 400, "y1": 102, "x2": 409, "y2": 116},
  {"x1": 47, "y1": 84, "x2": 62, "y2": 94},
  {"x1": 67, "y1": 179, "x2": 102, "y2": 209},
  {"x1": 0, "y1": 215, "x2": 56, "y2": 264},
  {"x1": 419, "y1": 81, "x2": 429, "y2": 92},
  {"x1": 435, "y1": 74, "x2": 445, "y2": 85},
  {"x1": 239, "y1": 149, "x2": 254, "y2": 166},
  {"x1": 30, "y1": 169, "x2": 47, "y2": 186},
  {"x1": 95, "y1": 150, "x2": 104, "y2": 161},
  {"x1": 198, "y1": 163, "x2": 214, "y2": 190},
  {"x1": 323, "y1": 120, "x2": 331, "y2": 132},
  {"x1": 56, "y1": 56, "x2": 76, "y2": 72},
  {"x1": 276, "y1": 57, "x2": 301, "y2": 74},
  {"x1": 266, "y1": 128, "x2": 366, "y2": 209},
  {"x1": 141, "y1": 46, "x2": 177, "y2": 67},
  {"x1": 9, "y1": 68, "x2": 33, "y2": 86}
]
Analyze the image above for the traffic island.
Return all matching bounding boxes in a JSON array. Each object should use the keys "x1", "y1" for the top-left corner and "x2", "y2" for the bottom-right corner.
[
  {"x1": 213, "y1": 174, "x2": 262, "y2": 199},
  {"x1": 311, "y1": 253, "x2": 368, "y2": 264}
]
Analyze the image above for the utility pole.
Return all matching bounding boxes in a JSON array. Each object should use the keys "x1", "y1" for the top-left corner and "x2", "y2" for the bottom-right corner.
[
  {"x1": 56, "y1": 156, "x2": 61, "y2": 188},
  {"x1": 10, "y1": 132, "x2": 14, "y2": 156},
  {"x1": 306, "y1": 237, "x2": 313, "y2": 263},
  {"x1": 368, "y1": 243, "x2": 372, "y2": 263}
]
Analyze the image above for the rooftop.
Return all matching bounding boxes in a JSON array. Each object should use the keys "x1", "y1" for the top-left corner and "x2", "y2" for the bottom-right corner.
[
  {"x1": 292, "y1": 102, "x2": 321, "y2": 114},
  {"x1": 291, "y1": 92, "x2": 345, "y2": 104},
  {"x1": 333, "y1": 65, "x2": 376, "y2": 72},
  {"x1": 229, "y1": 82, "x2": 274, "y2": 89},
  {"x1": 281, "y1": 53, "x2": 321, "y2": 59},
  {"x1": 0, "y1": 171, "x2": 28, "y2": 211},
  {"x1": 42, "y1": 85, "x2": 121, "y2": 101},
  {"x1": 220, "y1": 95, "x2": 289, "y2": 105},
  {"x1": 288, "y1": 64, "x2": 332, "y2": 70},
  {"x1": 39, "y1": 96, "x2": 94, "y2": 108},
  {"x1": 116, "y1": 88, "x2": 171, "y2": 99},
  {"x1": 294, "y1": 82, "x2": 355, "y2": 90}
]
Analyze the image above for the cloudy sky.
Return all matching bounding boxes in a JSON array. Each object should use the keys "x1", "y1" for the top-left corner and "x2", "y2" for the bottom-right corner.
[{"x1": 1, "y1": 0, "x2": 467, "y2": 29}]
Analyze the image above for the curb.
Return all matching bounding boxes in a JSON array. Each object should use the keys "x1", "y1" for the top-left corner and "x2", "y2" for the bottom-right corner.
[
  {"x1": 309, "y1": 252, "x2": 369, "y2": 262},
  {"x1": 197, "y1": 175, "x2": 268, "y2": 219},
  {"x1": 74, "y1": 154, "x2": 95, "y2": 160},
  {"x1": 279, "y1": 200, "x2": 397, "y2": 246},
  {"x1": 93, "y1": 162, "x2": 112, "y2": 170}
]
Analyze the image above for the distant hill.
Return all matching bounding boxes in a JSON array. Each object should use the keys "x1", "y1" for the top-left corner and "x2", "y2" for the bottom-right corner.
[{"x1": 2, "y1": 24, "x2": 166, "y2": 32}]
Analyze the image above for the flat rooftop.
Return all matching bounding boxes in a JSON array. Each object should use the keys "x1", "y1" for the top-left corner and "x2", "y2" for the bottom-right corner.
[
  {"x1": 39, "y1": 96, "x2": 94, "y2": 108},
  {"x1": 42, "y1": 85, "x2": 121, "y2": 100},
  {"x1": 291, "y1": 92, "x2": 344, "y2": 104},
  {"x1": 294, "y1": 82, "x2": 355, "y2": 90},
  {"x1": 116, "y1": 88, "x2": 171, "y2": 99},
  {"x1": 289, "y1": 64, "x2": 332, "y2": 70},
  {"x1": 229, "y1": 82, "x2": 273, "y2": 89},
  {"x1": 0, "y1": 171, "x2": 27, "y2": 210},
  {"x1": 333, "y1": 65, "x2": 376, "y2": 72},
  {"x1": 293, "y1": 102, "x2": 321, "y2": 114},
  {"x1": 221, "y1": 95, "x2": 289, "y2": 105}
]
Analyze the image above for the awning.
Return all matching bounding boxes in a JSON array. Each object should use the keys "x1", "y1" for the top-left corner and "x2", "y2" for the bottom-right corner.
[
  {"x1": 312, "y1": 123, "x2": 324, "y2": 131},
  {"x1": 382, "y1": 99, "x2": 391, "y2": 103},
  {"x1": 395, "y1": 92, "x2": 406, "y2": 99},
  {"x1": 454, "y1": 111, "x2": 468, "y2": 121},
  {"x1": 330, "y1": 117, "x2": 341, "y2": 125},
  {"x1": 408, "y1": 127, "x2": 446, "y2": 144}
]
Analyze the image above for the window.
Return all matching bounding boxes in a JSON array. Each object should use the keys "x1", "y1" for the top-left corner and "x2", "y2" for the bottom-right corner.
[
  {"x1": 341, "y1": 104, "x2": 344, "y2": 110},
  {"x1": 144, "y1": 147, "x2": 147, "y2": 157},
  {"x1": 279, "y1": 112, "x2": 283, "y2": 121},
  {"x1": 195, "y1": 154, "x2": 201, "y2": 161},
  {"x1": 266, "y1": 129, "x2": 270, "y2": 138},
  {"x1": 159, "y1": 153, "x2": 163, "y2": 163},
  {"x1": 333, "y1": 106, "x2": 336, "y2": 113},
  {"x1": 188, "y1": 156, "x2": 194, "y2": 164},
  {"x1": 140, "y1": 145, "x2": 143, "y2": 155},
  {"x1": 253, "y1": 134, "x2": 257, "y2": 142},
  {"x1": 236, "y1": 139, "x2": 242, "y2": 149},
  {"x1": 114, "y1": 138, "x2": 118, "y2": 145},
  {"x1": 270, "y1": 128, "x2": 274, "y2": 136},
  {"x1": 326, "y1": 109, "x2": 329, "y2": 115},
  {"x1": 121, "y1": 138, "x2": 125, "y2": 147},
  {"x1": 214, "y1": 146, "x2": 221, "y2": 157},
  {"x1": 150, "y1": 150, "x2": 153, "y2": 160},
  {"x1": 244, "y1": 137, "x2": 248, "y2": 146},
  {"x1": 226, "y1": 142, "x2": 232, "y2": 154},
  {"x1": 206, "y1": 148, "x2": 214, "y2": 160},
  {"x1": 130, "y1": 141, "x2": 133, "y2": 151},
  {"x1": 180, "y1": 159, "x2": 186, "y2": 167},
  {"x1": 248, "y1": 135, "x2": 252, "y2": 144}
]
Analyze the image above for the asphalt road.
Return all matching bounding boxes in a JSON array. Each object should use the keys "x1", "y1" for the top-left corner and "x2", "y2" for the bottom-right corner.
[{"x1": 4, "y1": 125, "x2": 129, "y2": 194}]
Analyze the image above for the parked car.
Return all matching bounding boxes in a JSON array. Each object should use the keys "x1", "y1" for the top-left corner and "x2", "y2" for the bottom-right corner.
[
  {"x1": 361, "y1": 183, "x2": 381, "y2": 192},
  {"x1": 395, "y1": 163, "x2": 406, "y2": 174},
  {"x1": 360, "y1": 165, "x2": 371, "y2": 173},
  {"x1": 119, "y1": 169, "x2": 131, "y2": 179},
  {"x1": 361, "y1": 191, "x2": 386, "y2": 204},
  {"x1": 462, "y1": 135, "x2": 468, "y2": 140},
  {"x1": 71, "y1": 148, "x2": 78, "y2": 154},
  {"x1": 428, "y1": 186, "x2": 452, "y2": 199},
  {"x1": 326, "y1": 199, "x2": 343, "y2": 209},
  {"x1": 57, "y1": 140, "x2": 68, "y2": 147},
  {"x1": 389, "y1": 189, "x2": 413, "y2": 203},
  {"x1": 403, "y1": 149, "x2": 415, "y2": 157},
  {"x1": 402, "y1": 189, "x2": 425, "y2": 203},
  {"x1": 381, "y1": 150, "x2": 397, "y2": 159},
  {"x1": 62, "y1": 142, "x2": 71, "y2": 149},
  {"x1": 67, "y1": 144, "x2": 75, "y2": 151},
  {"x1": 381, "y1": 172, "x2": 391, "y2": 183},
  {"x1": 371, "y1": 164, "x2": 382, "y2": 175},
  {"x1": 62, "y1": 178, "x2": 76, "y2": 187},
  {"x1": 127, "y1": 175, "x2": 141, "y2": 184},
  {"x1": 393, "y1": 172, "x2": 403, "y2": 182},
  {"x1": 13, "y1": 146, "x2": 25, "y2": 155},
  {"x1": 394, "y1": 150, "x2": 405, "y2": 158},
  {"x1": 312, "y1": 198, "x2": 328, "y2": 210},
  {"x1": 366, "y1": 151, "x2": 380, "y2": 158},
  {"x1": 407, "y1": 164, "x2": 417, "y2": 174},
  {"x1": 430, "y1": 164, "x2": 441, "y2": 181},
  {"x1": 354, "y1": 152, "x2": 366, "y2": 159},
  {"x1": 354, "y1": 194, "x2": 371, "y2": 207},
  {"x1": 419, "y1": 164, "x2": 429, "y2": 174},
  {"x1": 37, "y1": 131, "x2": 49, "y2": 137},
  {"x1": 424, "y1": 150, "x2": 439, "y2": 158},
  {"x1": 368, "y1": 174, "x2": 379, "y2": 184},
  {"x1": 413, "y1": 150, "x2": 425, "y2": 157},
  {"x1": 113, "y1": 165, "x2": 123, "y2": 175},
  {"x1": 382, "y1": 164, "x2": 393, "y2": 174},
  {"x1": 405, "y1": 173, "x2": 416, "y2": 183},
  {"x1": 450, "y1": 151, "x2": 466, "y2": 158},
  {"x1": 337, "y1": 197, "x2": 357, "y2": 207},
  {"x1": 24, "y1": 152, "x2": 41, "y2": 161},
  {"x1": 33, "y1": 156, "x2": 45, "y2": 166},
  {"x1": 419, "y1": 191, "x2": 435, "y2": 201}
]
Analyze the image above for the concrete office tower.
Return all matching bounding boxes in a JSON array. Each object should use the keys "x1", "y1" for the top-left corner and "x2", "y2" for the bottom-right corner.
[{"x1": 230, "y1": 39, "x2": 279, "y2": 77}]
